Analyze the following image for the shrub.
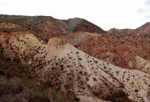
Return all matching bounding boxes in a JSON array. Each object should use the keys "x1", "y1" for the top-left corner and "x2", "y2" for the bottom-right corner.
[
  {"x1": 104, "y1": 90, "x2": 133, "y2": 102},
  {"x1": 29, "y1": 94, "x2": 50, "y2": 102}
]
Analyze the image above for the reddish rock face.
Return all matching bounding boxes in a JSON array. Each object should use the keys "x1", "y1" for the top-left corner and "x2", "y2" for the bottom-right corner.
[
  {"x1": 77, "y1": 35, "x2": 136, "y2": 68},
  {"x1": 77, "y1": 34, "x2": 150, "y2": 69},
  {"x1": 73, "y1": 20, "x2": 106, "y2": 34}
]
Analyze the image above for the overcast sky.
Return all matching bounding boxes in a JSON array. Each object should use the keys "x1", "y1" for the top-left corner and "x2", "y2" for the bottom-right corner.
[{"x1": 0, "y1": 0, "x2": 149, "y2": 30}]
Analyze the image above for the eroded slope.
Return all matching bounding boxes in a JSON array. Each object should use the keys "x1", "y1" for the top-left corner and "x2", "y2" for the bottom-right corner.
[{"x1": 1, "y1": 33, "x2": 150, "y2": 101}]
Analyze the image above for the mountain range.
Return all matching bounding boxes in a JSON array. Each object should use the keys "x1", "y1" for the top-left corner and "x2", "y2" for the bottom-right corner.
[{"x1": 0, "y1": 14, "x2": 150, "y2": 102}]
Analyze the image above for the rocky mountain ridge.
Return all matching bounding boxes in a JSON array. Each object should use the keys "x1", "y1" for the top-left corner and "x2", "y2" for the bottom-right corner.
[{"x1": 0, "y1": 15, "x2": 106, "y2": 42}]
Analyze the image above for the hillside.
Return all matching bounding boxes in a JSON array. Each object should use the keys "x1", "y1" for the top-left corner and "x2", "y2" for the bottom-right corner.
[
  {"x1": 0, "y1": 14, "x2": 150, "y2": 102},
  {"x1": 65, "y1": 32, "x2": 150, "y2": 69},
  {"x1": 1, "y1": 33, "x2": 150, "y2": 101}
]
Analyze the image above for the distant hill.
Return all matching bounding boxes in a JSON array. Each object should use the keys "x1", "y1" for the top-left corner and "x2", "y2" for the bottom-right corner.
[
  {"x1": 108, "y1": 22, "x2": 150, "y2": 36},
  {"x1": 0, "y1": 15, "x2": 106, "y2": 42},
  {"x1": 136, "y1": 22, "x2": 150, "y2": 36}
]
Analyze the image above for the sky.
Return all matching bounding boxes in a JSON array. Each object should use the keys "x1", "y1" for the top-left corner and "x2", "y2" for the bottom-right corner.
[{"x1": 0, "y1": 0, "x2": 149, "y2": 30}]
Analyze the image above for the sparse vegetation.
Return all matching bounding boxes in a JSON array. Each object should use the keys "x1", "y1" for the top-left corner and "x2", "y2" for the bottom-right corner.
[
  {"x1": 29, "y1": 94, "x2": 50, "y2": 102},
  {"x1": 0, "y1": 57, "x2": 76, "y2": 102},
  {"x1": 104, "y1": 90, "x2": 133, "y2": 102},
  {"x1": 48, "y1": 88, "x2": 76, "y2": 102}
]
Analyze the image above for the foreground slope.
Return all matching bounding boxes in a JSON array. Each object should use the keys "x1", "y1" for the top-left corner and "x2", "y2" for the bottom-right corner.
[
  {"x1": 44, "y1": 38, "x2": 150, "y2": 102},
  {"x1": 1, "y1": 31, "x2": 150, "y2": 101}
]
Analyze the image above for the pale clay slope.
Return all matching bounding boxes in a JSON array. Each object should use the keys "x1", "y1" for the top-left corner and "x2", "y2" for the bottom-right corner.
[{"x1": 1, "y1": 33, "x2": 150, "y2": 102}]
